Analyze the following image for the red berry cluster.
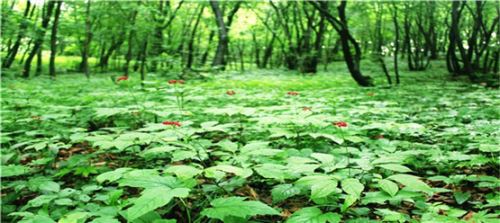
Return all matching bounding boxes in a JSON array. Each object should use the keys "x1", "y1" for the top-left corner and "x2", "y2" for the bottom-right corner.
[
  {"x1": 162, "y1": 121, "x2": 181, "y2": 127},
  {"x1": 117, "y1": 76, "x2": 128, "y2": 82},
  {"x1": 168, "y1": 80, "x2": 185, "y2": 85},
  {"x1": 334, "y1": 121, "x2": 348, "y2": 128}
]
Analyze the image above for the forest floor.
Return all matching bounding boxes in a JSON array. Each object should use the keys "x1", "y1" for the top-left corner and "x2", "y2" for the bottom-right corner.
[{"x1": 1, "y1": 66, "x2": 499, "y2": 223}]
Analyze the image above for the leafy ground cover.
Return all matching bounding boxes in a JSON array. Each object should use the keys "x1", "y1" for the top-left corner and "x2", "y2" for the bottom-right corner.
[{"x1": 1, "y1": 69, "x2": 499, "y2": 223}]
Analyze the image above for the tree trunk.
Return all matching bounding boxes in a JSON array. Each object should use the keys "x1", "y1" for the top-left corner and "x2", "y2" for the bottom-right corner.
[
  {"x1": 36, "y1": 48, "x2": 42, "y2": 75},
  {"x1": 200, "y1": 30, "x2": 215, "y2": 66},
  {"x1": 210, "y1": 1, "x2": 229, "y2": 69},
  {"x1": 22, "y1": 1, "x2": 55, "y2": 78},
  {"x1": 3, "y1": 0, "x2": 31, "y2": 69},
  {"x1": 261, "y1": 34, "x2": 275, "y2": 68},
  {"x1": 210, "y1": 1, "x2": 241, "y2": 69},
  {"x1": 310, "y1": 1, "x2": 373, "y2": 86},
  {"x1": 375, "y1": 3, "x2": 392, "y2": 85},
  {"x1": 252, "y1": 32, "x2": 261, "y2": 68},
  {"x1": 337, "y1": 1, "x2": 372, "y2": 86},
  {"x1": 392, "y1": 3, "x2": 401, "y2": 85},
  {"x1": 123, "y1": 5, "x2": 139, "y2": 76},
  {"x1": 238, "y1": 41, "x2": 245, "y2": 71},
  {"x1": 49, "y1": 1, "x2": 63, "y2": 78},
  {"x1": 99, "y1": 36, "x2": 124, "y2": 70},
  {"x1": 140, "y1": 40, "x2": 148, "y2": 89},
  {"x1": 186, "y1": 5, "x2": 204, "y2": 70},
  {"x1": 81, "y1": 0, "x2": 92, "y2": 78}
]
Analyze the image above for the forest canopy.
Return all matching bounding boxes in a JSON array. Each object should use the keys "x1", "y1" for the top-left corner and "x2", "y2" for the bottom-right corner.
[
  {"x1": 1, "y1": 1, "x2": 499, "y2": 223},
  {"x1": 1, "y1": 0, "x2": 499, "y2": 85}
]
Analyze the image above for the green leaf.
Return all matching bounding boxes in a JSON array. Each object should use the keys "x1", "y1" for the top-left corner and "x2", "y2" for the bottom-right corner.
[
  {"x1": 361, "y1": 191, "x2": 391, "y2": 205},
  {"x1": 201, "y1": 197, "x2": 279, "y2": 221},
  {"x1": 388, "y1": 174, "x2": 432, "y2": 194},
  {"x1": 254, "y1": 164, "x2": 293, "y2": 181},
  {"x1": 58, "y1": 212, "x2": 90, "y2": 223},
  {"x1": 205, "y1": 164, "x2": 253, "y2": 179},
  {"x1": 1, "y1": 165, "x2": 31, "y2": 177},
  {"x1": 118, "y1": 175, "x2": 178, "y2": 189},
  {"x1": 287, "y1": 207, "x2": 341, "y2": 223},
  {"x1": 375, "y1": 209, "x2": 406, "y2": 222},
  {"x1": 28, "y1": 195, "x2": 58, "y2": 207},
  {"x1": 20, "y1": 214, "x2": 56, "y2": 223},
  {"x1": 341, "y1": 194, "x2": 357, "y2": 212},
  {"x1": 309, "y1": 133, "x2": 344, "y2": 145},
  {"x1": 378, "y1": 164, "x2": 413, "y2": 173},
  {"x1": 89, "y1": 217, "x2": 120, "y2": 223},
  {"x1": 96, "y1": 168, "x2": 132, "y2": 183},
  {"x1": 54, "y1": 198, "x2": 73, "y2": 206},
  {"x1": 341, "y1": 178, "x2": 364, "y2": 197},
  {"x1": 126, "y1": 187, "x2": 190, "y2": 221},
  {"x1": 164, "y1": 165, "x2": 201, "y2": 179},
  {"x1": 295, "y1": 175, "x2": 338, "y2": 188},
  {"x1": 271, "y1": 184, "x2": 301, "y2": 203},
  {"x1": 171, "y1": 150, "x2": 197, "y2": 162},
  {"x1": 453, "y1": 191, "x2": 471, "y2": 205},
  {"x1": 311, "y1": 180, "x2": 338, "y2": 199},
  {"x1": 478, "y1": 144, "x2": 499, "y2": 152},
  {"x1": 378, "y1": 179, "x2": 399, "y2": 197},
  {"x1": 39, "y1": 181, "x2": 60, "y2": 193}
]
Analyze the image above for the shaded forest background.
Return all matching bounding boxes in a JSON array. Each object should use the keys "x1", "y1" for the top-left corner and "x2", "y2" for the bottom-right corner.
[{"x1": 1, "y1": 0, "x2": 499, "y2": 86}]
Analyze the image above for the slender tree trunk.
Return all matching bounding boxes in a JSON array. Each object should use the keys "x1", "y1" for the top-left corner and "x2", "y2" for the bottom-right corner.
[
  {"x1": 200, "y1": 30, "x2": 215, "y2": 66},
  {"x1": 3, "y1": 0, "x2": 31, "y2": 69},
  {"x1": 19, "y1": 39, "x2": 33, "y2": 65},
  {"x1": 261, "y1": 34, "x2": 275, "y2": 68},
  {"x1": 209, "y1": 1, "x2": 241, "y2": 69},
  {"x1": 36, "y1": 48, "x2": 42, "y2": 75},
  {"x1": 81, "y1": 0, "x2": 92, "y2": 79},
  {"x1": 186, "y1": 6, "x2": 204, "y2": 70},
  {"x1": 210, "y1": 1, "x2": 229, "y2": 69},
  {"x1": 392, "y1": 3, "x2": 400, "y2": 85},
  {"x1": 149, "y1": 1, "x2": 183, "y2": 72},
  {"x1": 337, "y1": 1, "x2": 372, "y2": 86},
  {"x1": 310, "y1": 0, "x2": 373, "y2": 86},
  {"x1": 252, "y1": 32, "x2": 261, "y2": 68},
  {"x1": 375, "y1": 3, "x2": 392, "y2": 85},
  {"x1": 99, "y1": 37, "x2": 124, "y2": 70},
  {"x1": 123, "y1": 6, "x2": 138, "y2": 76},
  {"x1": 49, "y1": 1, "x2": 63, "y2": 78},
  {"x1": 140, "y1": 40, "x2": 148, "y2": 89},
  {"x1": 428, "y1": 2, "x2": 438, "y2": 59},
  {"x1": 238, "y1": 41, "x2": 245, "y2": 71},
  {"x1": 22, "y1": 1, "x2": 55, "y2": 78}
]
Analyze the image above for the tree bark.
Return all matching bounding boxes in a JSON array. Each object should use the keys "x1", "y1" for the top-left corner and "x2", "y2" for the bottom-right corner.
[
  {"x1": 36, "y1": 47, "x2": 42, "y2": 75},
  {"x1": 210, "y1": 1, "x2": 241, "y2": 69},
  {"x1": 140, "y1": 40, "x2": 148, "y2": 89},
  {"x1": 81, "y1": 0, "x2": 92, "y2": 78},
  {"x1": 49, "y1": 1, "x2": 63, "y2": 78},
  {"x1": 392, "y1": 3, "x2": 400, "y2": 85},
  {"x1": 150, "y1": 1, "x2": 183, "y2": 72},
  {"x1": 311, "y1": 0, "x2": 373, "y2": 86},
  {"x1": 3, "y1": 0, "x2": 32, "y2": 69},
  {"x1": 123, "y1": 4, "x2": 139, "y2": 76},
  {"x1": 22, "y1": 1, "x2": 55, "y2": 78},
  {"x1": 200, "y1": 30, "x2": 215, "y2": 66},
  {"x1": 186, "y1": 5, "x2": 204, "y2": 70}
]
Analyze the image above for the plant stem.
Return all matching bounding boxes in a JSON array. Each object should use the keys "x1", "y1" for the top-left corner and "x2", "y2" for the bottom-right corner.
[{"x1": 180, "y1": 198, "x2": 192, "y2": 223}]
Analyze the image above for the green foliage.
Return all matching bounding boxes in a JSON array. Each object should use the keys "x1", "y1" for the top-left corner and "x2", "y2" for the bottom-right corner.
[
  {"x1": 201, "y1": 197, "x2": 279, "y2": 221},
  {"x1": 1, "y1": 71, "x2": 498, "y2": 222},
  {"x1": 287, "y1": 207, "x2": 341, "y2": 223}
]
